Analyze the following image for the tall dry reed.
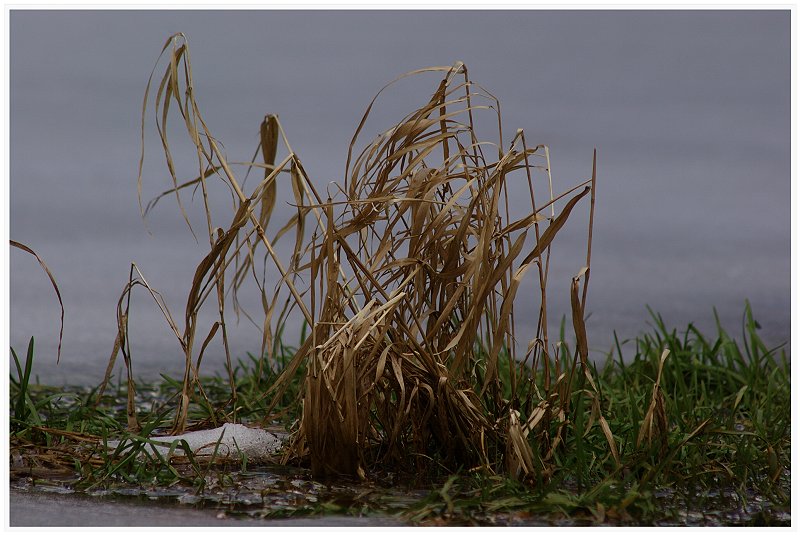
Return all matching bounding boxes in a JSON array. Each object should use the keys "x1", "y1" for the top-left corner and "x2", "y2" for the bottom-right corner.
[{"x1": 113, "y1": 33, "x2": 612, "y2": 481}]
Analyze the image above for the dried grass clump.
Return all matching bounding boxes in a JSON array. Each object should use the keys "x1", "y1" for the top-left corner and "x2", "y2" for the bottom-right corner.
[{"x1": 121, "y1": 33, "x2": 610, "y2": 481}]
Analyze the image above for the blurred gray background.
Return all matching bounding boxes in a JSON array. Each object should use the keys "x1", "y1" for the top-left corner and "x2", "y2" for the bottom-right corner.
[{"x1": 9, "y1": 10, "x2": 790, "y2": 384}]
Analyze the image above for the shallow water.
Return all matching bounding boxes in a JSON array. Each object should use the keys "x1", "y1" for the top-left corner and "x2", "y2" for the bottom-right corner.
[
  {"x1": 9, "y1": 11, "x2": 790, "y2": 385},
  {"x1": 9, "y1": 488, "x2": 406, "y2": 527},
  {"x1": 650, "y1": 484, "x2": 791, "y2": 527},
  {"x1": 10, "y1": 465, "x2": 791, "y2": 527}
]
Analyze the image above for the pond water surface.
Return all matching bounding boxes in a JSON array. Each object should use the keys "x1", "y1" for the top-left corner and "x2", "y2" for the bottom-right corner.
[{"x1": 9, "y1": 13, "x2": 790, "y2": 387}]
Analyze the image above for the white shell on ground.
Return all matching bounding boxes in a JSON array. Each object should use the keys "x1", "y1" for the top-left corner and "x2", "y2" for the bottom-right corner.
[{"x1": 108, "y1": 423, "x2": 285, "y2": 463}]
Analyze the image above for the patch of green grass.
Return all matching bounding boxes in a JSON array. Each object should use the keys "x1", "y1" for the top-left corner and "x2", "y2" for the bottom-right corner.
[
  {"x1": 9, "y1": 326, "x2": 308, "y2": 492},
  {"x1": 9, "y1": 304, "x2": 790, "y2": 525},
  {"x1": 399, "y1": 302, "x2": 790, "y2": 525}
]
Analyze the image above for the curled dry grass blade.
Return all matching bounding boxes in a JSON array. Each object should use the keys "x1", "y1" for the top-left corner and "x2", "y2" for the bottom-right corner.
[
  {"x1": 10, "y1": 240, "x2": 65, "y2": 363},
  {"x1": 131, "y1": 33, "x2": 601, "y2": 480},
  {"x1": 637, "y1": 348, "x2": 670, "y2": 452}
]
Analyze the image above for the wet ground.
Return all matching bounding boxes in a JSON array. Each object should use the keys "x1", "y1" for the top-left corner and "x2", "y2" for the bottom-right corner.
[
  {"x1": 9, "y1": 463, "x2": 790, "y2": 527},
  {"x1": 9, "y1": 464, "x2": 419, "y2": 527},
  {"x1": 9, "y1": 488, "x2": 405, "y2": 527}
]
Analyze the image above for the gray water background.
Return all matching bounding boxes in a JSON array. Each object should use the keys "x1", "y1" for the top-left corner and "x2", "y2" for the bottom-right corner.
[{"x1": 9, "y1": 10, "x2": 791, "y2": 385}]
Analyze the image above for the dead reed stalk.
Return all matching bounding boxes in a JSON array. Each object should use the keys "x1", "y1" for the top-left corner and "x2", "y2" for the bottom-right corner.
[{"x1": 122, "y1": 33, "x2": 610, "y2": 480}]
